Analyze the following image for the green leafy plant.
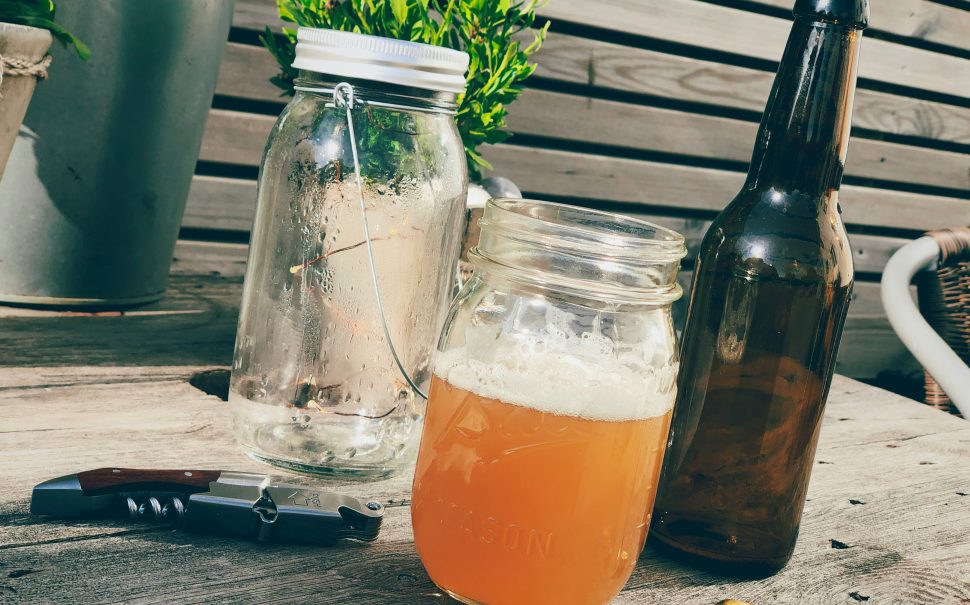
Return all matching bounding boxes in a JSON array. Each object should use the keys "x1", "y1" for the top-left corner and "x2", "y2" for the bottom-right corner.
[
  {"x1": 262, "y1": 0, "x2": 548, "y2": 180},
  {"x1": 0, "y1": 0, "x2": 90, "y2": 59}
]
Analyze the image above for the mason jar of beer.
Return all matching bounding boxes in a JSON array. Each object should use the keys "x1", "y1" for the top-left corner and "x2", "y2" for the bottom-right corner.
[{"x1": 411, "y1": 199, "x2": 687, "y2": 605}]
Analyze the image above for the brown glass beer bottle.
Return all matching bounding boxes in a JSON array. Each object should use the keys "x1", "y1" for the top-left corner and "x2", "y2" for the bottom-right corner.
[{"x1": 651, "y1": 0, "x2": 869, "y2": 574}]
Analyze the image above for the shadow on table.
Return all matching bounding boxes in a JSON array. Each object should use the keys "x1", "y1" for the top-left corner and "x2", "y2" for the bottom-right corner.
[
  {"x1": 9, "y1": 526, "x2": 449, "y2": 604},
  {"x1": 629, "y1": 541, "x2": 759, "y2": 590}
]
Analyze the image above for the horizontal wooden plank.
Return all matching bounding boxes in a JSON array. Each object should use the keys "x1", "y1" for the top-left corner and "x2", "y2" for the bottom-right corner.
[
  {"x1": 480, "y1": 145, "x2": 970, "y2": 233},
  {"x1": 182, "y1": 175, "x2": 909, "y2": 276},
  {"x1": 233, "y1": 0, "x2": 284, "y2": 31},
  {"x1": 173, "y1": 240, "x2": 250, "y2": 278},
  {"x1": 749, "y1": 0, "x2": 970, "y2": 53},
  {"x1": 199, "y1": 109, "x2": 273, "y2": 166},
  {"x1": 184, "y1": 176, "x2": 256, "y2": 232},
  {"x1": 217, "y1": 41, "x2": 284, "y2": 102},
  {"x1": 219, "y1": 35, "x2": 970, "y2": 147},
  {"x1": 508, "y1": 89, "x2": 970, "y2": 192},
  {"x1": 195, "y1": 110, "x2": 970, "y2": 232},
  {"x1": 626, "y1": 215, "x2": 911, "y2": 277},
  {"x1": 184, "y1": 174, "x2": 258, "y2": 232},
  {"x1": 0, "y1": 280, "x2": 240, "y2": 369},
  {"x1": 539, "y1": 0, "x2": 970, "y2": 99},
  {"x1": 535, "y1": 33, "x2": 970, "y2": 145}
]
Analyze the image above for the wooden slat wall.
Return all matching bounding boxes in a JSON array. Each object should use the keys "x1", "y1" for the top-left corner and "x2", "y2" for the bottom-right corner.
[
  {"x1": 540, "y1": 1, "x2": 970, "y2": 98},
  {"x1": 184, "y1": 0, "x2": 970, "y2": 393},
  {"x1": 533, "y1": 33, "x2": 970, "y2": 143},
  {"x1": 750, "y1": 0, "x2": 970, "y2": 52}
]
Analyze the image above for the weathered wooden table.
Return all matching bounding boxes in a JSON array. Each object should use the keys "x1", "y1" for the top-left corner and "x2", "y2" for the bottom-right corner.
[{"x1": 2, "y1": 244, "x2": 969, "y2": 604}]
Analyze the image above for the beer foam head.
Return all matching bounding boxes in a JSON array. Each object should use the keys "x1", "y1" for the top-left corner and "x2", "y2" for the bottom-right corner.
[{"x1": 433, "y1": 323, "x2": 677, "y2": 422}]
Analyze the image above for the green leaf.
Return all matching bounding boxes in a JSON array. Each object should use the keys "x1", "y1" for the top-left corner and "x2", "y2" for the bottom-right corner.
[
  {"x1": 277, "y1": 0, "x2": 301, "y2": 23},
  {"x1": 390, "y1": 0, "x2": 408, "y2": 24},
  {"x1": 0, "y1": 0, "x2": 90, "y2": 59}
]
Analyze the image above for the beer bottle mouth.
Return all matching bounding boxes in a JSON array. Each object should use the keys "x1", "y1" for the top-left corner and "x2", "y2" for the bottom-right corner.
[
  {"x1": 793, "y1": 0, "x2": 869, "y2": 29},
  {"x1": 471, "y1": 198, "x2": 687, "y2": 305}
]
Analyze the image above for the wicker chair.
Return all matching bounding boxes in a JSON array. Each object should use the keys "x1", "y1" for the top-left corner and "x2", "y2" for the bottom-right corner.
[{"x1": 882, "y1": 228, "x2": 970, "y2": 418}]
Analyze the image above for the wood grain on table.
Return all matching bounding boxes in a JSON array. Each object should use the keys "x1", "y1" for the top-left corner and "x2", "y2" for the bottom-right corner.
[{"x1": 1, "y1": 250, "x2": 968, "y2": 604}]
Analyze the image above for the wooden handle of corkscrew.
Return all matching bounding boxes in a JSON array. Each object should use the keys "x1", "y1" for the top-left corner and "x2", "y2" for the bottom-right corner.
[{"x1": 76, "y1": 468, "x2": 221, "y2": 495}]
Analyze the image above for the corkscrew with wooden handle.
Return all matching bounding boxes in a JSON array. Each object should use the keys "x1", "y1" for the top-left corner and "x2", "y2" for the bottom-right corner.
[{"x1": 30, "y1": 468, "x2": 384, "y2": 546}]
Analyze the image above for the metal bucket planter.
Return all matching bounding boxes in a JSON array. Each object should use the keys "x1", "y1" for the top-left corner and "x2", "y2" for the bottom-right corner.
[
  {"x1": 0, "y1": 1, "x2": 235, "y2": 307},
  {"x1": 0, "y1": 23, "x2": 53, "y2": 178}
]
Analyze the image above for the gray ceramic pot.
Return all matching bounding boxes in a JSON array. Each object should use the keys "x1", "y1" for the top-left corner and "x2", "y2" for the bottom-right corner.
[{"x1": 0, "y1": 0, "x2": 235, "y2": 306}]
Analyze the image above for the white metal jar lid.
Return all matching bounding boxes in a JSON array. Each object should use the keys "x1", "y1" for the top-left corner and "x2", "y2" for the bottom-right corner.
[{"x1": 292, "y1": 28, "x2": 470, "y2": 94}]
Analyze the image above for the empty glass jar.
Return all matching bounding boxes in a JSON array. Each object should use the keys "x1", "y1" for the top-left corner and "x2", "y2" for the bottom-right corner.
[{"x1": 229, "y1": 28, "x2": 469, "y2": 478}]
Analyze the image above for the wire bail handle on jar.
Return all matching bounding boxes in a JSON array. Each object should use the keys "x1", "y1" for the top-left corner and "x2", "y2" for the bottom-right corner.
[{"x1": 327, "y1": 81, "x2": 454, "y2": 401}]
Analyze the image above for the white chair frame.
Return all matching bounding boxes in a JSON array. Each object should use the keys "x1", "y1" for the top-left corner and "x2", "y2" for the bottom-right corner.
[{"x1": 881, "y1": 236, "x2": 970, "y2": 417}]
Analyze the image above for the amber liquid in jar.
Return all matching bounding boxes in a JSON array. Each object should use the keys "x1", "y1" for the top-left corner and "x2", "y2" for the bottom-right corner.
[{"x1": 413, "y1": 375, "x2": 671, "y2": 605}]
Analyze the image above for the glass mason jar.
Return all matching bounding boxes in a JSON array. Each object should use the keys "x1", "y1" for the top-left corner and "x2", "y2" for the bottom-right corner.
[
  {"x1": 229, "y1": 29, "x2": 469, "y2": 478},
  {"x1": 411, "y1": 199, "x2": 687, "y2": 605}
]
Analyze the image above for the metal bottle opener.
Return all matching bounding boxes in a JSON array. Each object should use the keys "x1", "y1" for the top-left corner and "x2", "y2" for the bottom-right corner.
[{"x1": 31, "y1": 468, "x2": 384, "y2": 545}]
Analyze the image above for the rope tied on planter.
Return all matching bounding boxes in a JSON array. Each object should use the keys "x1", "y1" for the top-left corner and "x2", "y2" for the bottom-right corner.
[{"x1": 0, "y1": 53, "x2": 53, "y2": 90}]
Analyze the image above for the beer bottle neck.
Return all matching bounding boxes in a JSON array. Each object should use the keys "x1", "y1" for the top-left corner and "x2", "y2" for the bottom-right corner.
[{"x1": 745, "y1": 18, "x2": 864, "y2": 199}]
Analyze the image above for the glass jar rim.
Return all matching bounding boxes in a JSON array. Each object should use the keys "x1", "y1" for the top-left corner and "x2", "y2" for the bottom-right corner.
[
  {"x1": 471, "y1": 199, "x2": 687, "y2": 305},
  {"x1": 483, "y1": 198, "x2": 687, "y2": 261}
]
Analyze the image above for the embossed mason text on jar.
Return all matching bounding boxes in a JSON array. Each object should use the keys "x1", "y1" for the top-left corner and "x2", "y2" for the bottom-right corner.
[
  {"x1": 229, "y1": 29, "x2": 469, "y2": 478},
  {"x1": 412, "y1": 199, "x2": 688, "y2": 605}
]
